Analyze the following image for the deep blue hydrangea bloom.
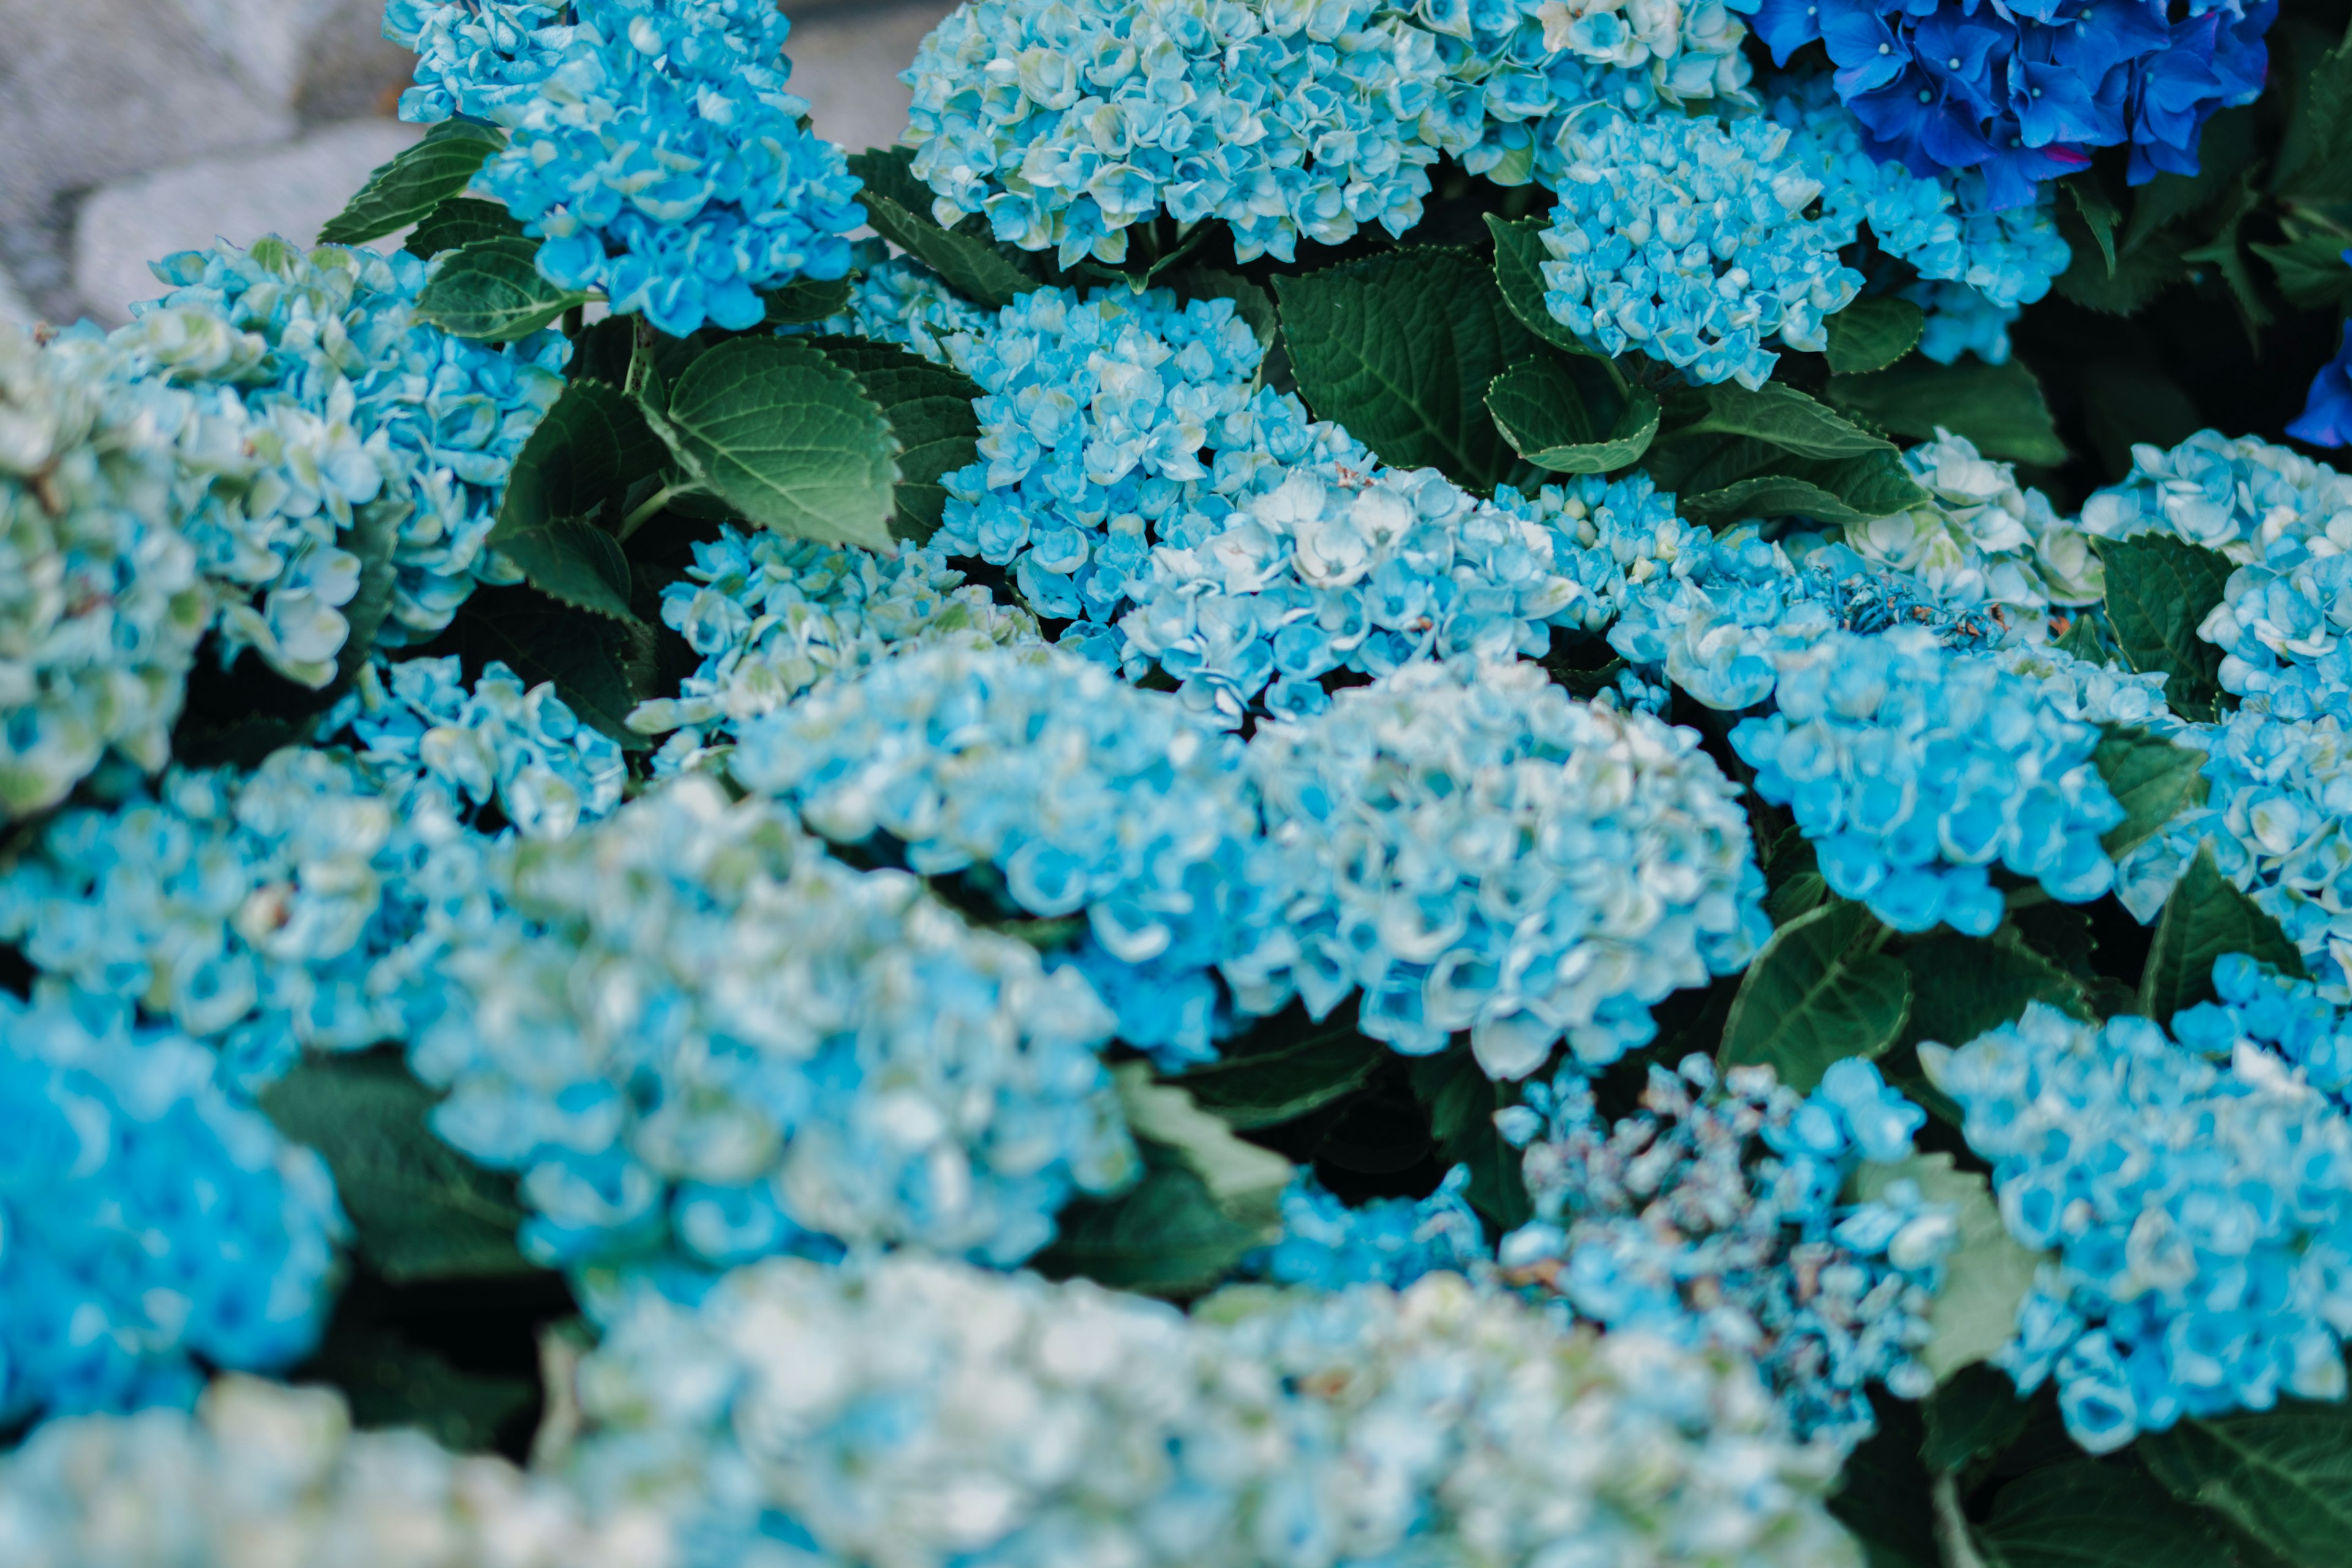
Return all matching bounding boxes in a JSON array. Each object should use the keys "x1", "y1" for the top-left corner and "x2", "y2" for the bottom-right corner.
[
  {"x1": 412, "y1": 773, "x2": 1139, "y2": 1267},
  {"x1": 0, "y1": 998, "x2": 345, "y2": 1425},
  {"x1": 447, "y1": 0, "x2": 866, "y2": 336},
  {"x1": 1251, "y1": 1166, "x2": 1488, "y2": 1291},
  {"x1": 1536, "y1": 108, "x2": 1863, "y2": 388},
  {"x1": 1928, "y1": 1001, "x2": 2352, "y2": 1452},
  {"x1": 1744, "y1": 0, "x2": 2273, "y2": 204},
  {"x1": 1245, "y1": 657, "x2": 1769, "y2": 1076},
  {"x1": 1497, "y1": 1054, "x2": 1947, "y2": 1442},
  {"x1": 729, "y1": 643, "x2": 1272, "y2": 1067},
  {"x1": 2293, "y1": 322, "x2": 2352, "y2": 448},
  {"x1": 2173, "y1": 953, "x2": 2352, "y2": 1110},
  {"x1": 1731, "y1": 627, "x2": 2125, "y2": 934},
  {"x1": 123, "y1": 238, "x2": 568, "y2": 685}
]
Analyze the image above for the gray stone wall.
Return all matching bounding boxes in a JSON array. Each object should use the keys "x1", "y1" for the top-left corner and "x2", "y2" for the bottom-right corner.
[{"x1": 0, "y1": 0, "x2": 955, "y2": 328}]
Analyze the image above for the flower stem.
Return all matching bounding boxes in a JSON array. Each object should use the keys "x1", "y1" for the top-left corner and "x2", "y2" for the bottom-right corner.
[
  {"x1": 617, "y1": 481, "x2": 677, "y2": 541},
  {"x1": 1932, "y1": 1472, "x2": 1989, "y2": 1568}
]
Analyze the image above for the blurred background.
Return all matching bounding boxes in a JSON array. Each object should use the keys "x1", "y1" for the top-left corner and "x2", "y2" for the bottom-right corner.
[{"x1": 0, "y1": 0, "x2": 955, "y2": 330}]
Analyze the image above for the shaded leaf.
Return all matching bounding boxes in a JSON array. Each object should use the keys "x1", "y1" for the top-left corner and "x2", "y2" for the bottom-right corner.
[
  {"x1": 1035, "y1": 1156, "x2": 1267, "y2": 1297},
  {"x1": 845, "y1": 146, "x2": 1042, "y2": 310},
  {"x1": 2125, "y1": 107, "x2": 2260, "y2": 254},
  {"x1": 307, "y1": 1327, "x2": 535, "y2": 1452},
  {"x1": 1825, "y1": 358, "x2": 2066, "y2": 466},
  {"x1": 2142, "y1": 1401, "x2": 2352, "y2": 1567},
  {"x1": 2068, "y1": 173, "x2": 2122, "y2": 275},
  {"x1": 2092, "y1": 534, "x2": 2233, "y2": 721},
  {"x1": 1856, "y1": 1155, "x2": 2041, "y2": 1382},
  {"x1": 2095, "y1": 723, "x2": 2210, "y2": 859},
  {"x1": 761, "y1": 276, "x2": 852, "y2": 325},
  {"x1": 1167, "y1": 1020, "x2": 1387, "y2": 1131},
  {"x1": 321, "y1": 120, "x2": 506, "y2": 247},
  {"x1": 1719, "y1": 900, "x2": 1910, "y2": 1091},
  {"x1": 446, "y1": 587, "x2": 650, "y2": 747},
  {"x1": 1408, "y1": 1045, "x2": 1532, "y2": 1231},
  {"x1": 2280, "y1": 32, "x2": 2352, "y2": 202},
  {"x1": 2139, "y1": 845, "x2": 2307, "y2": 1021},
  {"x1": 1114, "y1": 1065, "x2": 1292, "y2": 1234},
  {"x1": 2057, "y1": 214, "x2": 2189, "y2": 315},
  {"x1": 404, "y1": 196, "x2": 524, "y2": 260},
  {"x1": 491, "y1": 379, "x2": 663, "y2": 620},
  {"x1": 1979, "y1": 1460, "x2": 2239, "y2": 1568},
  {"x1": 1276, "y1": 247, "x2": 1539, "y2": 489},
  {"x1": 1902, "y1": 931, "x2": 2092, "y2": 1055},
  {"x1": 490, "y1": 518, "x2": 637, "y2": 624},
  {"x1": 415, "y1": 235, "x2": 587, "y2": 342},
  {"x1": 260, "y1": 1052, "x2": 535, "y2": 1283},
  {"x1": 648, "y1": 337, "x2": 900, "y2": 549},
  {"x1": 1484, "y1": 213, "x2": 1596, "y2": 356},
  {"x1": 2251, "y1": 227, "x2": 2352, "y2": 312},
  {"x1": 803, "y1": 334, "x2": 982, "y2": 541},
  {"x1": 1679, "y1": 449, "x2": 1928, "y2": 529},
  {"x1": 1486, "y1": 352, "x2": 1657, "y2": 473},
  {"x1": 1924, "y1": 1363, "x2": 2035, "y2": 1475},
  {"x1": 1678, "y1": 380, "x2": 1894, "y2": 458},
  {"x1": 1831, "y1": 1397, "x2": 1941, "y2": 1568},
  {"x1": 1826, "y1": 296, "x2": 1926, "y2": 374}
]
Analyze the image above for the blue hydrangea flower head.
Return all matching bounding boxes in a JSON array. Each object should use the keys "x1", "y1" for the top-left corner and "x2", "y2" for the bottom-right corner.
[
  {"x1": 1537, "y1": 107, "x2": 1863, "y2": 388},
  {"x1": 385, "y1": 0, "x2": 585, "y2": 122},
  {"x1": 2292, "y1": 322, "x2": 2352, "y2": 449},
  {"x1": 2173, "y1": 953, "x2": 2352, "y2": 1112},
  {"x1": 1245, "y1": 657, "x2": 1769, "y2": 1076},
  {"x1": 1925, "y1": 1000, "x2": 2352, "y2": 1452},
  {"x1": 1251, "y1": 1164, "x2": 1488, "y2": 1290},
  {"x1": 123, "y1": 238, "x2": 568, "y2": 684},
  {"x1": 1498, "y1": 1052, "x2": 1948, "y2": 1442},
  {"x1": 564, "y1": 1253, "x2": 1864, "y2": 1567},
  {"x1": 462, "y1": 0, "x2": 867, "y2": 335},
  {"x1": 626, "y1": 524, "x2": 1041, "y2": 765},
  {"x1": 0, "y1": 999, "x2": 345, "y2": 1424},
  {"x1": 1732, "y1": 627, "x2": 2127, "y2": 933},
  {"x1": 2079, "y1": 427, "x2": 2352, "y2": 564},
  {"x1": 0, "y1": 325, "x2": 210, "y2": 820},
  {"x1": 729, "y1": 642, "x2": 1269, "y2": 1067},
  {"x1": 413, "y1": 772, "x2": 1139, "y2": 1267},
  {"x1": 1841, "y1": 429, "x2": 2103, "y2": 619},
  {"x1": 0, "y1": 1376, "x2": 670, "y2": 1564}
]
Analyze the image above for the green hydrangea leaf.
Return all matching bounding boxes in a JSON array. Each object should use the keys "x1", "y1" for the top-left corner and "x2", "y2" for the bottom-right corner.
[
  {"x1": 1485, "y1": 353, "x2": 1657, "y2": 473},
  {"x1": 1855, "y1": 1154, "x2": 2041, "y2": 1382},
  {"x1": 260, "y1": 1052, "x2": 537, "y2": 1283},
  {"x1": 1681, "y1": 380, "x2": 1896, "y2": 458},
  {"x1": 1825, "y1": 358, "x2": 2066, "y2": 466},
  {"x1": 1113, "y1": 1065, "x2": 1293, "y2": 1235},
  {"x1": 1164, "y1": 1019, "x2": 1387, "y2": 1131},
  {"x1": 1035, "y1": 1153, "x2": 1270, "y2": 1298},
  {"x1": 416, "y1": 235, "x2": 589, "y2": 342},
  {"x1": 1829, "y1": 1399, "x2": 1942, "y2": 1568},
  {"x1": 1922, "y1": 1363, "x2": 2035, "y2": 1475},
  {"x1": 403, "y1": 196, "x2": 526, "y2": 260},
  {"x1": 1902, "y1": 931, "x2": 2092, "y2": 1054},
  {"x1": 761, "y1": 276, "x2": 853, "y2": 325},
  {"x1": 320, "y1": 120, "x2": 507, "y2": 247},
  {"x1": 802, "y1": 335, "x2": 982, "y2": 542},
  {"x1": 442, "y1": 586, "x2": 653, "y2": 747},
  {"x1": 489, "y1": 379, "x2": 663, "y2": 622},
  {"x1": 2251, "y1": 227, "x2": 2352, "y2": 312},
  {"x1": 647, "y1": 337, "x2": 900, "y2": 550},
  {"x1": 1276, "y1": 246, "x2": 1539, "y2": 490},
  {"x1": 2056, "y1": 214, "x2": 2188, "y2": 315},
  {"x1": 1825, "y1": 296, "x2": 1926, "y2": 374},
  {"x1": 1409, "y1": 1044, "x2": 1532, "y2": 1231},
  {"x1": 1977, "y1": 1461, "x2": 2241, "y2": 1568},
  {"x1": 1719, "y1": 899, "x2": 1911, "y2": 1091},
  {"x1": 305, "y1": 1327, "x2": 535, "y2": 1452},
  {"x1": 845, "y1": 147, "x2": 1043, "y2": 310},
  {"x1": 1483, "y1": 213, "x2": 1596, "y2": 356},
  {"x1": 2092, "y1": 533, "x2": 2233, "y2": 722},
  {"x1": 2139, "y1": 844, "x2": 2307, "y2": 1020},
  {"x1": 2067, "y1": 173, "x2": 2122, "y2": 276},
  {"x1": 2094, "y1": 723, "x2": 2211, "y2": 859},
  {"x1": 2141, "y1": 1402, "x2": 2352, "y2": 1567},
  {"x1": 2277, "y1": 32, "x2": 2352, "y2": 201},
  {"x1": 1679, "y1": 449, "x2": 1927, "y2": 529}
]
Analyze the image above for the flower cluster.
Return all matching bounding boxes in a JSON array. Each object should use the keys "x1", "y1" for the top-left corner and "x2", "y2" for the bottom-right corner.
[
  {"x1": 0, "y1": 325, "x2": 209, "y2": 821},
  {"x1": 730, "y1": 643, "x2": 1266, "y2": 1066},
  {"x1": 1928, "y1": 1002, "x2": 2352, "y2": 1452},
  {"x1": 1904, "y1": 277, "x2": 2020, "y2": 364},
  {"x1": 1732, "y1": 627, "x2": 2125, "y2": 933},
  {"x1": 1497, "y1": 1055, "x2": 1946, "y2": 1442},
  {"x1": 565, "y1": 1254, "x2": 1861, "y2": 1568},
  {"x1": 1841, "y1": 429, "x2": 2103, "y2": 620},
  {"x1": 1747, "y1": 0, "x2": 2272, "y2": 204},
  {"x1": 1538, "y1": 108, "x2": 1862, "y2": 388},
  {"x1": 2292, "y1": 323, "x2": 2352, "y2": 449},
  {"x1": 453, "y1": 0, "x2": 867, "y2": 336},
  {"x1": 412, "y1": 773, "x2": 1138, "y2": 1268},
  {"x1": 2079, "y1": 427, "x2": 2352, "y2": 567},
  {"x1": 1246, "y1": 658, "x2": 1770, "y2": 1076},
  {"x1": 627, "y1": 526, "x2": 1040, "y2": 761},
  {"x1": 385, "y1": 0, "x2": 582, "y2": 123},
  {"x1": 126, "y1": 238, "x2": 569, "y2": 684},
  {"x1": 0, "y1": 1378, "x2": 671, "y2": 1568},
  {"x1": 2173, "y1": 952, "x2": 2352, "y2": 1110},
  {"x1": 1250, "y1": 1164, "x2": 1490, "y2": 1290},
  {"x1": 0, "y1": 1000, "x2": 344, "y2": 1424}
]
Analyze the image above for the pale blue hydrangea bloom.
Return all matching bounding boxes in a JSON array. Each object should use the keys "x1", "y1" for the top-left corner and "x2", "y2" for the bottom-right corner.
[
  {"x1": 0, "y1": 1377, "x2": 671, "y2": 1567},
  {"x1": 2113, "y1": 709, "x2": 2352, "y2": 991},
  {"x1": 564, "y1": 1254, "x2": 1861, "y2": 1568},
  {"x1": 626, "y1": 525, "x2": 1041, "y2": 763},
  {"x1": 448, "y1": 0, "x2": 867, "y2": 336},
  {"x1": 808, "y1": 251, "x2": 990, "y2": 361},
  {"x1": 0, "y1": 999, "x2": 345, "y2": 1425},
  {"x1": 1839, "y1": 431, "x2": 2103, "y2": 622},
  {"x1": 2078, "y1": 428, "x2": 2352, "y2": 567},
  {"x1": 325, "y1": 654, "x2": 628, "y2": 840},
  {"x1": 1245, "y1": 657, "x2": 1769, "y2": 1077},
  {"x1": 1926, "y1": 1002, "x2": 2352, "y2": 1453},
  {"x1": 1903, "y1": 279, "x2": 2021, "y2": 366},
  {"x1": 1989, "y1": 639, "x2": 2179, "y2": 733},
  {"x1": 1537, "y1": 108, "x2": 1862, "y2": 389},
  {"x1": 123, "y1": 238, "x2": 568, "y2": 685},
  {"x1": 412, "y1": 773, "x2": 1139, "y2": 1267},
  {"x1": 1763, "y1": 69, "x2": 2073, "y2": 314},
  {"x1": 1498, "y1": 1054, "x2": 1948, "y2": 1443},
  {"x1": 2173, "y1": 954, "x2": 2352, "y2": 1115},
  {"x1": 729, "y1": 643, "x2": 1269, "y2": 1067},
  {"x1": 1250, "y1": 1164, "x2": 1488, "y2": 1290},
  {"x1": 1732, "y1": 627, "x2": 2125, "y2": 935},
  {"x1": 383, "y1": 0, "x2": 583, "y2": 123},
  {"x1": 0, "y1": 325, "x2": 211, "y2": 820}
]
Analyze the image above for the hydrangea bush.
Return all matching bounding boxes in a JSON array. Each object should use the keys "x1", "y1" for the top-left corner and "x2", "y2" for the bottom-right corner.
[{"x1": 14, "y1": 1, "x2": 2352, "y2": 1564}]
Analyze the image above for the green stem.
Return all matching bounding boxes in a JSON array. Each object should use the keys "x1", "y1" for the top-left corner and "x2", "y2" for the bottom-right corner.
[
  {"x1": 2003, "y1": 884, "x2": 2053, "y2": 912},
  {"x1": 617, "y1": 481, "x2": 677, "y2": 541},
  {"x1": 1932, "y1": 1473, "x2": 1990, "y2": 1568}
]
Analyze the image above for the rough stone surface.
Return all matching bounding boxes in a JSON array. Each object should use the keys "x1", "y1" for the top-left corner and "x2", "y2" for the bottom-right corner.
[
  {"x1": 0, "y1": 265, "x2": 36, "y2": 331},
  {"x1": 75, "y1": 119, "x2": 422, "y2": 324},
  {"x1": 792, "y1": 1, "x2": 956, "y2": 159}
]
